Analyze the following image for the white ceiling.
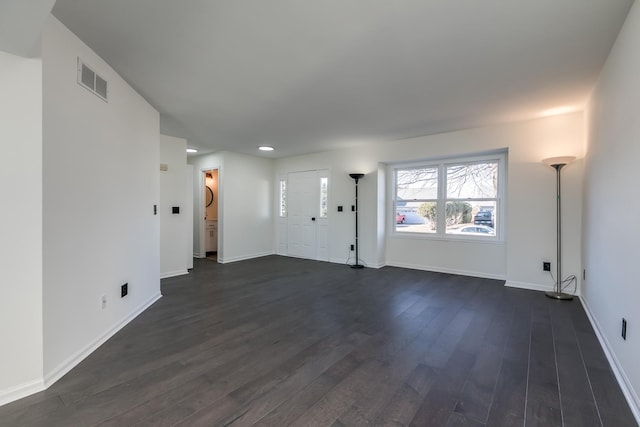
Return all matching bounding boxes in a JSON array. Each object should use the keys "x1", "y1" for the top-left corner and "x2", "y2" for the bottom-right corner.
[
  {"x1": 51, "y1": 0, "x2": 634, "y2": 158},
  {"x1": 0, "y1": 0, "x2": 56, "y2": 56}
]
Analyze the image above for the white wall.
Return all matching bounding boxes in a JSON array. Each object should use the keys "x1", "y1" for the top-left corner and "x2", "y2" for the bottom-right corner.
[
  {"x1": 0, "y1": 51, "x2": 44, "y2": 405},
  {"x1": 583, "y1": 1, "x2": 640, "y2": 419},
  {"x1": 275, "y1": 113, "x2": 584, "y2": 287},
  {"x1": 185, "y1": 164, "x2": 194, "y2": 270},
  {"x1": 42, "y1": 17, "x2": 161, "y2": 383},
  {"x1": 160, "y1": 134, "x2": 189, "y2": 278},
  {"x1": 188, "y1": 151, "x2": 274, "y2": 263},
  {"x1": 222, "y1": 152, "x2": 274, "y2": 262}
]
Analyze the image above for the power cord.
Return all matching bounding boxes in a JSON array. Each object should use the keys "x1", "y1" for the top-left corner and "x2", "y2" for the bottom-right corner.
[
  {"x1": 345, "y1": 248, "x2": 353, "y2": 265},
  {"x1": 547, "y1": 271, "x2": 578, "y2": 295},
  {"x1": 345, "y1": 249, "x2": 367, "y2": 268}
]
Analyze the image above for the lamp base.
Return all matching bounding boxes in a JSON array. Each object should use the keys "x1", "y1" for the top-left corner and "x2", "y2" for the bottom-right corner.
[
  {"x1": 350, "y1": 264, "x2": 365, "y2": 269},
  {"x1": 545, "y1": 291, "x2": 573, "y2": 300}
]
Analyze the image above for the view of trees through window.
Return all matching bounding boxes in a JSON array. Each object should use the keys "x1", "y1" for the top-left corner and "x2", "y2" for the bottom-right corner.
[{"x1": 395, "y1": 158, "x2": 500, "y2": 237}]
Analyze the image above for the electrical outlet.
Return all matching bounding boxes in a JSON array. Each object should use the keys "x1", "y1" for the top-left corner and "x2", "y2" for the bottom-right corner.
[
  {"x1": 101, "y1": 294, "x2": 107, "y2": 309},
  {"x1": 622, "y1": 318, "x2": 627, "y2": 340},
  {"x1": 121, "y1": 283, "x2": 128, "y2": 298},
  {"x1": 350, "y1": 244, "x2": 355, "y2": 251},
  {"x1": 543, "y1": 262, "x2": 551, "y2": 271}
]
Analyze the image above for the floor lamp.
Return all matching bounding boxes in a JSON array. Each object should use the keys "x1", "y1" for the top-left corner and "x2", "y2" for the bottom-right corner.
[
  {"x1": 543, "y1": 156, "x2": 575, "y2": 300},
  {"x1": 349, "y1": 173, "x2": 365, "y2": 269}
]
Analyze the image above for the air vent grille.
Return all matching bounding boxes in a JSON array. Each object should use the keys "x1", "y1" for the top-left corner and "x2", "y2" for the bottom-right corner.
[
  {"x1": 160, "y1": 163, "x2": 169, "y2": 171},
  {"x1": 95, "y1": 75, "x2": 108, "y2": 99},
  {"x1": 77, "y1": 57, "x2": 108, "y2": 102}
]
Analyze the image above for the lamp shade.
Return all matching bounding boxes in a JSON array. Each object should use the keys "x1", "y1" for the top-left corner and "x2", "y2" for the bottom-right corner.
[{"x1": 542, "y1": 156, "x2": 576, "y2": 167}]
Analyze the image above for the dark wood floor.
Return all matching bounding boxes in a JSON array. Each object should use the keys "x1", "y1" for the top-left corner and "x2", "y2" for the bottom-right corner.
[{"x1": 1, "y1": 256, "x2": 636, "y2": 426}]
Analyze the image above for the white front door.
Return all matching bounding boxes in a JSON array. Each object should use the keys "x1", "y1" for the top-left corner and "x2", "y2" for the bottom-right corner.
[{"x1": 287, "y1": 170, "x2": 317, "y2": 259}]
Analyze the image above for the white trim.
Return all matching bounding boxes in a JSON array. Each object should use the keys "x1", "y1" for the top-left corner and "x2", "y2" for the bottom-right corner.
[
  {"x1": 386, "y1": 261, "x2": 506, "y2": 281},
  {"x1": 160, "y1": 270, "x2": 189, "y2": 279},
  {"x1": 43, "y1": 293, "x2": 162, "y2": 388},
  {"x1": 505, "y1": 280, "x2": 555, "y2": 293},
  {"x1": 328, "y1": 257, "x2": 385, "y2": 269},
  {"x1": 362, "y1": 261, "x2": 385, "y2": 269},
  {"x1": 0, "y1": 378, "x2": 45, "y2": 408},
  {"x1": 218, "y1": 251, "x2": 274, "y2": 264},
  {"x1": 76, "y1": 57, "x2": 108, "y2": 102},
  {"x1": 199, "y1": 166, "x2": 222, "y2": 262},
  {"x1": 579, "y1": 296, "x2": 640, "y2": 425},
  {"x1": 504, "y1": 280, "x2": 582, "y2": 297},
  {"x1": 389, "y1": 149, "x2": 507, "y2": 243}
]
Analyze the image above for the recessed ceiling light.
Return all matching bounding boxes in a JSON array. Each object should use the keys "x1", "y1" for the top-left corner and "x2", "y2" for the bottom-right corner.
[
  {"x1": 259, "y1": 146, "x2": 274, "y2": 151},
  {"x1": 186, "y1": 148, "x2": 198, "y2": 153}
]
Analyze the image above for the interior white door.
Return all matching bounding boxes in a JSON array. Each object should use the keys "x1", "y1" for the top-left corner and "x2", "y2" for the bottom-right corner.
[{"x1": 287, "y1": 170, "x2": 318, "y2": 259}]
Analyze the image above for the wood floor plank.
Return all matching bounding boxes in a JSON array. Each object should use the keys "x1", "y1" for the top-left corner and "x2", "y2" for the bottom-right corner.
[
  {"x1": 446, "y1": 411, "x2": 486, "y2": 426},
  {"x1": 99, "y1": 376, "x2": 214, "y2": 427},
  {"x1": 525, "y1": 306, "x2": 562, "y2": 426},
  {"x1": 453, "y1": 341, "x2": 504, "y2": 424},
  {"x1": 287, "y1": 358, "x2": 389, "y2": 427},
  {"x1": 252, "y1": 373, "x2": 342, "y2": 426},
  {"x1": 370, "y1": 364, "x2": 440, "y2": 426},
  {"x1": 485, "y1": 296, "x2": 531, "y2": 427}
]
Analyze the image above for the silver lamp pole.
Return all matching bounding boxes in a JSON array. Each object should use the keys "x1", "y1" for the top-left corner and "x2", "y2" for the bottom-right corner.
[{"x1": 543, "y1": 156, "x2": 575, "y2": 300}]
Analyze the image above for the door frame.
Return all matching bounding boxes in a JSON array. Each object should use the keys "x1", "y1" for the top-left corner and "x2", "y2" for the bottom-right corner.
[
  {"x1": 279, "y1": 168, "x2": 330, "y2": 262},
  {"x1": 198, "y1": 166, "x2": 221, "y2": 259}
]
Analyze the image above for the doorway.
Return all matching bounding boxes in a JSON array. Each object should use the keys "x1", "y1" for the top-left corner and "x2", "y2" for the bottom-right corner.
[
  {"x1": 203, "y1": 169, "x2": 219, "y2": 261},
  {"x1": 285, "y1": 170, "x2": 329, "y2": 261}
]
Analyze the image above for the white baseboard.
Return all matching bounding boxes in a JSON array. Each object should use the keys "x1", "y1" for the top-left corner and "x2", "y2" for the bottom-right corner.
[
  {"x1": 328, "y1": 257, "x2": 366, "y2": 267},
  {"x1": 218, "y1": 251, "x2": 274, "y2": 264},
  {"x1": 386, "y1": 261, "x2": 506, "y2": 281},
  {"x1": 505, "y1": 280, "x2": 583, "y2": 297},
  {"x1": 505, "y1": 280, "x2": 554, "y2": 292},
  {"x1": 0, "y1": 378, "x2": 45, "y2": 408},
  {"x1": 43, "y1": 292, "x2": 162, "y2": 388},
  {"x1": 579, "y1": 296, "x2": 640, "y2": 425},
  {"x1": 160, "y1": 269, "x2": 189, "y2": 279},
  {"x1": 364, "y1": 262, "x2": 385, "y2": 269}
]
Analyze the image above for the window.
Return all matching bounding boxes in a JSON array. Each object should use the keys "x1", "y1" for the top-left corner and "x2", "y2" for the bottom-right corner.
[
  {"x1": 395, "y1": 167, "x2": 438, "y2": 234},
  {"x1": 319, "y1": 177, "x2": 328, "y2": 218},
  {"x1": 394, "y1": 152, "x2": 504, "y2": 239},
  {"x1": 279, "y1": 179, "x2": 287, "y2": 217}
]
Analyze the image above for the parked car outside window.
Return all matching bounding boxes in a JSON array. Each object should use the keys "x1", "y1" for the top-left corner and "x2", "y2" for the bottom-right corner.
[
  {"x1": 473, "y1": 210, "x2": 494, "y2": 228},
  {"x1": 450, "y1": 225, "x2": 495, "y2": 235}
]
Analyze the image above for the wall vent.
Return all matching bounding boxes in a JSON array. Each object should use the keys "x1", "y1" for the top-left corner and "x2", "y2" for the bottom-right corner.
[
  {"x1": 77, "y1": 57, "x2": 108, "y2": 102},
  {"x1": 160, "y1": 163, "x2": 169, "y2": 171}
]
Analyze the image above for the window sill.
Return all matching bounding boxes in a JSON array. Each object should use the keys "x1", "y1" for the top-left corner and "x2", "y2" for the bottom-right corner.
[{"x1": 390, "y1": 231, "x2": 505, "y2": 245}]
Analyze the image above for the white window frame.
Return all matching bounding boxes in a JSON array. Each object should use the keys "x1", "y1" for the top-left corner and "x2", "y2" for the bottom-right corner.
[{"x1": 391, "y1": 151, "x2": 506, "y2": 242}]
